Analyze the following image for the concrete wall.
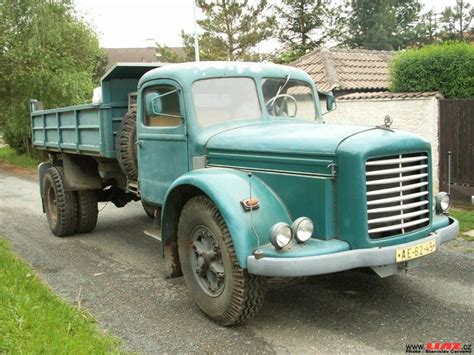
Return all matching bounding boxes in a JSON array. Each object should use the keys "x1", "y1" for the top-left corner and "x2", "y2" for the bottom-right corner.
[{"x1": 325, "y1": 96, "x2": 441, "y2": 191}]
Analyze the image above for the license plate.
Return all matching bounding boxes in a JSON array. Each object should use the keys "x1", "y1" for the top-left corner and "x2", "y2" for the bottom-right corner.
[{"x1": 396, "y1": 240, "x2": 436, "y2": 262}]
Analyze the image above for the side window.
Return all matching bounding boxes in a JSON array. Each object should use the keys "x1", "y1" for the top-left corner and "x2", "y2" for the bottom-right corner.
[{"x1": 143, "y1": 85, "x2": 182, "y2": 127}]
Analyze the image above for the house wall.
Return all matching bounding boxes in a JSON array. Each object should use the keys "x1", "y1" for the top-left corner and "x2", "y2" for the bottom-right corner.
[{"x1": 325, "y1": 96, "x2": 441, "y2": 191}]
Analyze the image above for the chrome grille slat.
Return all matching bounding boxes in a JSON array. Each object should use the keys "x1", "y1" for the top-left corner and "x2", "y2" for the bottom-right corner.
[
  {"x1": 368, "y1": 209, "x2": 429, "y2": 224},
  {"x1": 366, "y1": 164, "x2": 428, "y2": 176},
  {"x1": 368, "y1": 200, "x2": 428, "y2": 214},
  {"x1": 368, "y1": 218, "x2": 429, "y2": 234},
  {"x1": 366, "y1": 173, "x2": 428, "y2": 186},
  {"x1": 367, "y1": 191, "x2": 428, "y2": 206},
  {"x1": 366, "y1": 181, "x2": 428, "y2": 196},
  {"x1": 366, "y1": 153, "x2": 430, "y2": 239},
  {"x1": 366, "y1": 156, "x2": 427, "y2": 166}
]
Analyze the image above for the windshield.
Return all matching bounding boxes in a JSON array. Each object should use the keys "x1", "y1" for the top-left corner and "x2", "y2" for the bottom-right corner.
[
  {"x1": 262, "y1": 78, "x2": 316, "y2": 120},
  {"x1": 192, "y1": 77, "x2": 261, "y2": 127}
]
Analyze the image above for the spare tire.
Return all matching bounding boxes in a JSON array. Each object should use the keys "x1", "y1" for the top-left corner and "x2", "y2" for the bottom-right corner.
[{"x1": 116, "y1": 108, "x2": 138, "y2": 180}]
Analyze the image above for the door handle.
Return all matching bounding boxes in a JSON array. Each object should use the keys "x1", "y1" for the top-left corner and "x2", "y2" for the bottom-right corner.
[{"x1": 136, "y1": 140, "x2": 143, "y2": 147}]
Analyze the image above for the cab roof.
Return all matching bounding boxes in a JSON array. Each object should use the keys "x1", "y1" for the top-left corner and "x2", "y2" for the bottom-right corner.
[{"x1": 137, "y1": 61, "x2": 314, "y2": 88}]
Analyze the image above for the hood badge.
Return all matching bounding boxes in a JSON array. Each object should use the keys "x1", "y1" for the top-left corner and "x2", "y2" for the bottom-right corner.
[{"x1": 376, "y1": 115, "x2": 394, "y2": 132}]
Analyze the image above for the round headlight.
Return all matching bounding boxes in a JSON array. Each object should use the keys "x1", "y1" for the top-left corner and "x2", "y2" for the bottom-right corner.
[
  {"x1": 292, "y1": 217, "x2": 314, "y2": 243},
  {"x1": 270, "y1": 223, "x2": 292, "y2": 249},
  {"x1": 435, "y1": 192, "x2": 451, "y2": 213}
]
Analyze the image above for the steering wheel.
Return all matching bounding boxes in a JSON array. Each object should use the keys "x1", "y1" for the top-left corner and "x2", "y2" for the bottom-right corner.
[{"x1": 265, "y1": 94, "x2": 298, "y2": 117}]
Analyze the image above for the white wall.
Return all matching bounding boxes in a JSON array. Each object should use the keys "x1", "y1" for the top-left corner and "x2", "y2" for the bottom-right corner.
[{"x1": 325, "y1": 96, "x2": 441, "y2": 191}]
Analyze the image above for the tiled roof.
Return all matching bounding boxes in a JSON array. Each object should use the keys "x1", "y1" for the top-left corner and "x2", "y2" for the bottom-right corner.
[
  {"x1": 338, "y1": 91, "x2": 443, "y2": 100},
  {"x1": 290, "y1": 48, "x2": 394, "y2": 92},
  {"x1": 105, "y1": 47, "x2": 186, "y2": 68}
]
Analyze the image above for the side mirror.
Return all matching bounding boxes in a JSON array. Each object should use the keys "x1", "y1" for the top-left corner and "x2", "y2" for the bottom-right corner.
[
  {"x1": 145, "y1": 92, "x2": 162, "y2": 116},
  {"x1": 326, "y1": 94, "x2": 336, "y2": 112},
  {"x1": 319, "y1": 91, "x2": 336, "y2": 115}
]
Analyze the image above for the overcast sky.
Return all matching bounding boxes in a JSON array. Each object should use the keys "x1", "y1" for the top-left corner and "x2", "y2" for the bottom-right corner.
[{"x1": 74, "y1": 0, "x2": 460, "y2": 49}]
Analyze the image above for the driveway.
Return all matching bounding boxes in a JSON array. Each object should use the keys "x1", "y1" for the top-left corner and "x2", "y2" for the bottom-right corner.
[{"x1": 0, "y1": 165, "x2": 472, "y2": 354}]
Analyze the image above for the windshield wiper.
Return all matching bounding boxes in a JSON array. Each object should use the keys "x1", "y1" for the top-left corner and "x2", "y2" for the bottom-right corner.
[{"x1": 267, "y1": 74, "x2": 291, "y2": 107}]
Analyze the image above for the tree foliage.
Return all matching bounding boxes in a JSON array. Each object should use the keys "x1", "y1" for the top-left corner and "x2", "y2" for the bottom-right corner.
[
  {"x1": 440, "y1": 0, "x2": 474, "y2": 41},
  {"x1": 175, "y1": 0, "x2": 275, "y2": 61},
  {"x1": 390, "y1": 42, "x2": 474, "y2": 98},
  {"x1": 336, "y1": 0, "x2": 422, "y2": 50},
  {"x1": 274, "y1": 0, "x2": 332, "y2": 63},
  {"x1": 0, "y1": 0, "x2": 106, "y2": 153}
]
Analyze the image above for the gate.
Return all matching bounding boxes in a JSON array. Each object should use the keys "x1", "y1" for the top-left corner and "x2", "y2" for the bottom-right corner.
[{"x1": 439, "y1": 98, "x2": 474, "y2": 205}]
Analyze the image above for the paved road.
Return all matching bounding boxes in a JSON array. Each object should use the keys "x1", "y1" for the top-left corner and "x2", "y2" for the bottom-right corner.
[{"x1": 0, "y1": 166, "x2": 472, "y2": 354}]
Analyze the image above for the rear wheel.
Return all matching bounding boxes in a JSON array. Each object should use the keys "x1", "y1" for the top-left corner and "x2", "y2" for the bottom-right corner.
[
  {"x1": 43, "y1": 166, "x2": 78, "y2": 237},
  {"x1": 178, "y1": 196, "x2": 266, "y2": 326},
  {"x1": 76, "y1": 190, "x2": 98, "y2": 233}
]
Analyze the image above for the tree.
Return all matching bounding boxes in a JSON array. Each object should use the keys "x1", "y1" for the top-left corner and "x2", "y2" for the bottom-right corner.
[
  {"x1": 0, "y1": 0, "x2": 106, "y2": 153},
  {"x1": 274, "y1": 0, "x2": 330, "y2": 62},
  {"x1": 185, "y1": 0, "x2": 275, "y2": 61},
  {"x1": 441, "y1": 0, "x2": 473, "y2": 41},
  {"x1": 337, "y1": 0, "x2": 422, "y2": 50}
]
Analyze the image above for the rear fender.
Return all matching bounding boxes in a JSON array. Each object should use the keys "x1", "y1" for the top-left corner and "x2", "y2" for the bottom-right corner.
[
  {"x1": 161, "y1": 168, "x2": 292, "y2": 268},
  {"x1": 38, "y1": 161, "x2": 53, "y2": 213}
]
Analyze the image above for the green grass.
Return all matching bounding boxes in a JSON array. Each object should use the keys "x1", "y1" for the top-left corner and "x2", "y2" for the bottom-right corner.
[
  {"x1": 0, "y1": 239, "x2": 123, "y2": 354},
  {"x1": 451, "y1": 208, "x2": 474, "y2": 243},
  {"x1": 0, "y1": 146, "x2": 40, "y2": 170},
  {"x1": 451, "y1": 208, "x2": 474, "y2": 234}
]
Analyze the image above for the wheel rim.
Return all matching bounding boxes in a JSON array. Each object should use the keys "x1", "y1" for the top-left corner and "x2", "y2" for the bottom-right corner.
[
  {"x1": 46, "y1": 185, "x2": 58, "y2": 225},
  {"x1": 189, "y1": 225, "x2": 225, "y2": 297}
]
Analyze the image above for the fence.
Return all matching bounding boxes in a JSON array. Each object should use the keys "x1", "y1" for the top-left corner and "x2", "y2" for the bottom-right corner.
[{"x1": 439, "y1": 98, "x2": 474, "y2": 205}]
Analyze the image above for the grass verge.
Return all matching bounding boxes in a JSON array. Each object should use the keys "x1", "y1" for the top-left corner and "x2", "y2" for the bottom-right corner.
[
  {"x1": 451, "y1": 208, "x2": 474, "y2": 242},
  {"x1": 0, "y1": 239, "x2": 122, "y2": 354},
  {"x1": 0, "y1": 146, "x2": 40, "y2": 170}
]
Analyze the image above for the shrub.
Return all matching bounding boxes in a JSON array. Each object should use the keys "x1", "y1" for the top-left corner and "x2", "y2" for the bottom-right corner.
[{"x1": 390, "y1": 42, "x2": 474, "y2": 98}]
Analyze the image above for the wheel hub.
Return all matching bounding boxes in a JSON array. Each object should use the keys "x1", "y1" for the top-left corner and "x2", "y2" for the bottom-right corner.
[{"x1": 190, "y1": 226, "x2": 225, "y2": 297}]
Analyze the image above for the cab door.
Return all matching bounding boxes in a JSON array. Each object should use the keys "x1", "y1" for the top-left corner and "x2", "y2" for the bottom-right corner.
[{"x1": 137, "y1": 80, "x2": 188, "y2": 205}]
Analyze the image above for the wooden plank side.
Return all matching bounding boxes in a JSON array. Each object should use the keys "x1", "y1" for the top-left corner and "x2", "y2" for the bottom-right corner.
[{"x1": 439, "y1": 98, "x2": 474, "y2": 204}]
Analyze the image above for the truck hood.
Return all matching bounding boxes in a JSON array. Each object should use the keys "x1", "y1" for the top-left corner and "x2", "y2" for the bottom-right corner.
[{"x1": 205, "y1": 122, "x2": 373, "y2": 155}]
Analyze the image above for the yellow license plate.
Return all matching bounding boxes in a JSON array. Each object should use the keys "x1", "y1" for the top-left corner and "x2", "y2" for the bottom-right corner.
[{"x1": 396, "y1": 240, "x2": 436, "y2": 262}]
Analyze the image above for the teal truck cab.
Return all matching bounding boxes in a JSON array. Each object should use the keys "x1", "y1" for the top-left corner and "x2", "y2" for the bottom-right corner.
[{"x1": 31, "y1": 61, "x2": 459, "y2": 326}]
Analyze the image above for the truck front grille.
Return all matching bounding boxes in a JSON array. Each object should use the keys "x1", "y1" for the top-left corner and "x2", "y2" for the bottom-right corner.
[{"x1": 365, "y1": 153, "x2": 430, "y2": 239}]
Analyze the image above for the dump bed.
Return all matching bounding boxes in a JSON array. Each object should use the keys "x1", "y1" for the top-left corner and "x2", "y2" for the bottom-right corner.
[{"x1": 31, "y1": 63, "x2": 162, "y2": 159}]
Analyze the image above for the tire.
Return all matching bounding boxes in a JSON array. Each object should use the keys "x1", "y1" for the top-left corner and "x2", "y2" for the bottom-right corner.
[
  {"x1": 116, "y1": 108, "x2": 138, "y2": 180},
  {"x1": 76, "y1": 190, "x2": 98, "y2": 233},
  {"x1": 142, "y1": 201, "x2": 160, "y2": 219},
  {"x1": 178, "y1": 196, "x2": 266, "y2": 326},
  {"x1": 43, "y1": 166, "x2": 78, "y2": 237}
]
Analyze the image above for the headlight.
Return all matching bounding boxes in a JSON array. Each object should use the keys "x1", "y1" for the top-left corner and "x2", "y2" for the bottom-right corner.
[
  {"x1": 435, "y1": 192, "x2": 451, "y2": 213},
  {"x1": 270, "y1": 223, "x2": 292, "y2": 249},
  {"x1": 292, "y1": 217, "x2": 314, "y2": 243}
]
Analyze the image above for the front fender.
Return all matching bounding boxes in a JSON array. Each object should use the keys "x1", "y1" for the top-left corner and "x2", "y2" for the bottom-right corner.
[{"x1": 161, "y1": 168, "x2": 292, "y2": 268}]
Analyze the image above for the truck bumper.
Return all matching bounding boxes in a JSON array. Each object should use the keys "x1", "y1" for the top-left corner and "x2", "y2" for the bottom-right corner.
[{"x1": 247, "y1": 217, "x2": 459, "y2": 278}]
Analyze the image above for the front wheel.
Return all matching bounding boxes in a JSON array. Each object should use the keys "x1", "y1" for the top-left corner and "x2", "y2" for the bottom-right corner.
[{"x1": 178, "y1": 196, "x2": 266, "y2": 326}]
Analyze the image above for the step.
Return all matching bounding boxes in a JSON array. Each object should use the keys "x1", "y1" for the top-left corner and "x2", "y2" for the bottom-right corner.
[{"x1": 144, "y1": 226, "x2": 162, "y2": 242}]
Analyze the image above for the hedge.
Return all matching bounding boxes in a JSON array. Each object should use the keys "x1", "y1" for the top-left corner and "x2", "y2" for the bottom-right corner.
[{"x1": 390, "y1": 42, "x2": 474, "y2": 98}]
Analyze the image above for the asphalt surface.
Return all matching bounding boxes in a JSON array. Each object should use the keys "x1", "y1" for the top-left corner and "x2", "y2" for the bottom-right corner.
[{"x1": 0, "y1": 165, "x2": 473, "y2": 354}]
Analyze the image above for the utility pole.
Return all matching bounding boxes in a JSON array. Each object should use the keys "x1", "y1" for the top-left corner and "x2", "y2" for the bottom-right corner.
[{"x1": 193, "y1": 0, "x2": 200, "y2": 62}]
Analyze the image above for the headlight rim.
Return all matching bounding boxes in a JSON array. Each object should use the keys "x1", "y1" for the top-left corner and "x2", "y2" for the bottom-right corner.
[
  {"x1": 269, "y1": 222, "x2": 293, "y2": 249},
  {"x1": 435, "y1": 191, "x2": 452, "y2": 213},
  {"x1": 292, "y1": 217, "x2": 314, "y2": 243}
]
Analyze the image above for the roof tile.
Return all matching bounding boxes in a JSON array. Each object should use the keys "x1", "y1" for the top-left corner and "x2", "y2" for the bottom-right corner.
[{"x1": 290, "y1": 48, "x2": 394, "y2": 91}]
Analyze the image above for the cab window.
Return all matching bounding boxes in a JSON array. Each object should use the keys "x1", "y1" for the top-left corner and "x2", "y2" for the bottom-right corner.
[{"x1": 143, "y1": 85, "x2": 182, "y2": 127}]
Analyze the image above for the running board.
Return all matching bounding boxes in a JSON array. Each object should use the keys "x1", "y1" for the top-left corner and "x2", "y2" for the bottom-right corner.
[{"x1": 144, "y1": 226, "x2": 162, "y2": 243}]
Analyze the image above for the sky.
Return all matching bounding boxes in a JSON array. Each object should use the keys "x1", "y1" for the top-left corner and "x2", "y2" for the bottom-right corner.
[{"x1": 74, "y1": 0, "x2": 460, "y2": 49}]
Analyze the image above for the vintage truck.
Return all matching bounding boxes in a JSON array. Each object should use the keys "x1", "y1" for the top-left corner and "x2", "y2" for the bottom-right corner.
[{"x1": 31, "y1": 61, "x2": 459, "y2": 326}]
